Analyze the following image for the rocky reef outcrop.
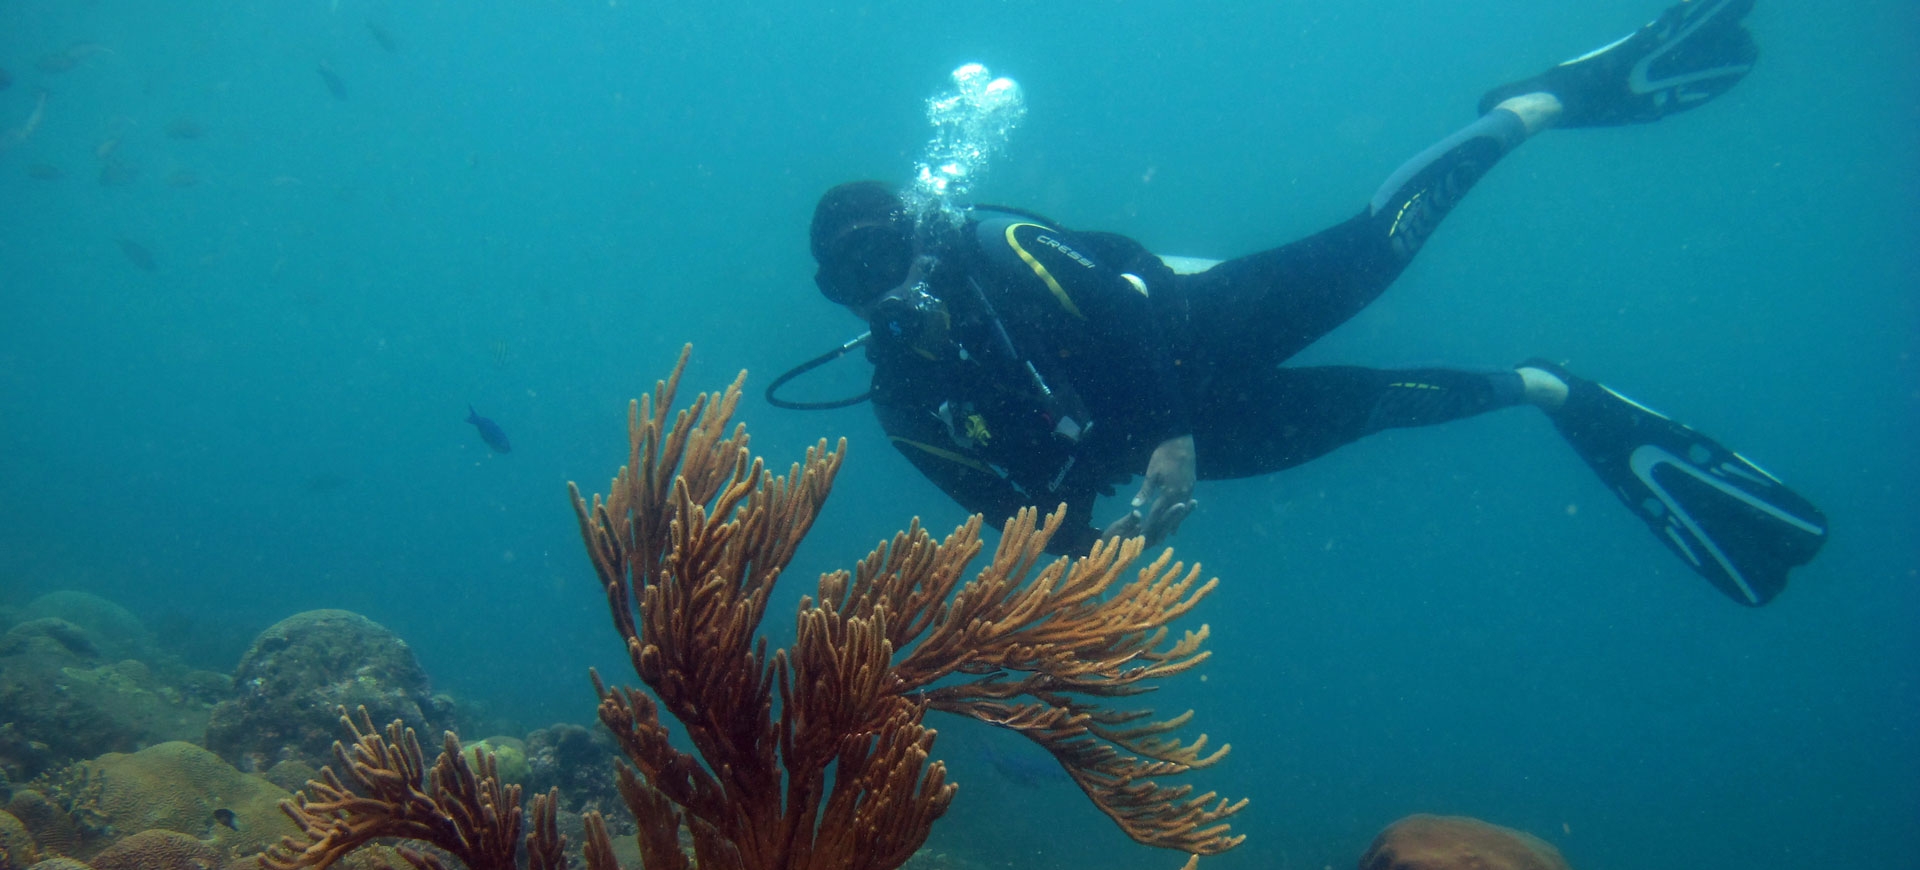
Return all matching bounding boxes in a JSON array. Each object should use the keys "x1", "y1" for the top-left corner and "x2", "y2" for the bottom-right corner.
[
  {"x1": 1360, "y1": 814, "x2": 1573, "y2": 870},
  {"x1": 204, "y1": 609, "x2": 454, "y2": 773},
  {"x1": 0, "y1": 592, "x2": 224, "y2": 782}
]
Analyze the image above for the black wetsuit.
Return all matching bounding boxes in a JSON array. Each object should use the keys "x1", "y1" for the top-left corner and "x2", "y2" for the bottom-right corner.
[{"x1": 870, "y1": 110, "x2": 1536, "y2": 552}]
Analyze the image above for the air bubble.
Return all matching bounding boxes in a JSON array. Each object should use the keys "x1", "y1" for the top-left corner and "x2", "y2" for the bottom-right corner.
[{"x1": 906, "y1": 63, "x2": 1027, "y2": 231}]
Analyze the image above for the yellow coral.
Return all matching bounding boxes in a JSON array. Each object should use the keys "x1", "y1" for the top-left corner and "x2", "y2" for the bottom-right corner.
[
  {"x1": 460, "y1": 737, "x2": 529, "y2": 786},
  {"x1": 0, "y1": 808, "x2": 42, "y2": 867},
  {"x1": 6, "y1": 787, "x2": 83, "y2": 858},
  {"x1": 82, "y1": 741, "x2": 296, "y2": 860},
  {"x1": 86, "y1": 829, "x2": 223, "y2": 870}
]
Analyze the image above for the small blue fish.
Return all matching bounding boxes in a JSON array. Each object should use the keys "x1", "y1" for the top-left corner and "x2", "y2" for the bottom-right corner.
[
  {"x1": 466, "y1": 405, "x2": 512, "y2": 454},
  {"x1": 317, "y1": 61, "x2": 348, "y2": 100},
  {"x1": 977, "y1": 739, "x2": 1069, "y2": 788},
  {"x1": 117, "y1": 238, "x2": 157, "y2": 272},
  {"x1": 365, "y1": 20, "x2": 399, "y2": 53}
]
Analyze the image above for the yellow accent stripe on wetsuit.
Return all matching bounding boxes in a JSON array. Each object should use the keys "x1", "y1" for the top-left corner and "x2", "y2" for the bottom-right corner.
[
  {"x1": 889, "y1": 437, "x2": 1000, "y2": 476},
  {"x1": 1004, "y1": 223, "x2": 1087, "y2": 319},
  {"x1": 1387, "y1": 190, "x2": 1424, "y2": 240}
]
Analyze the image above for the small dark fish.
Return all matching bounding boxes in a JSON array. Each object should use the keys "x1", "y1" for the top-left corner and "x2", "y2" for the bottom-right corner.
[
  {"x1": 117, "y1": 238, "x2": 157, "y2": 272},
  {"x1": 98, "y1": 160, "x2": 139, "y2": 187},
  {"x1": 0, "y1": 66, "x2": 11, "y2": 90},
  {"x1": 317, "y1": 61, "x2": 347, "y2": 100},
  {"x1": 977, "y1": 740, "x2": 1069, "y2": 787},
  {"x1": 27, "y1": 163, "x2": 62, "y2": 180},
  {"x1": 165, "y1": 169, "x2": 200, "y2": 188},
  {"x1": 36, "y1": 42, "x2": 112, "y2": 74},
  {"x1": 212, "y1": 808, "x2": 239, "y2": 830},
  {"x1": 3, "y1": 89, "x2": 47, "y2": 148},
  {"x1": 164, "y1": 117, "x2": 205, "y2": 140},
  {"x1": 365, "y1": 21, "x2": 399, "y2": 53},
  {"x1": 466, "y1": 405, "x2": 512, "y2": 454}
]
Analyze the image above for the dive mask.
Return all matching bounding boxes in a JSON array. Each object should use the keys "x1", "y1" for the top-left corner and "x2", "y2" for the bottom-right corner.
[{"x1": 814, "y1": 222, "x2": 915, "y2": 306}]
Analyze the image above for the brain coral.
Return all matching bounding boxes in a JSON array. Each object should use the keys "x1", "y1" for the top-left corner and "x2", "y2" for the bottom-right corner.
[
  {"x1": 20, "y1": 858, "x2": 90, "y2": 870},
  {"x1": 1360, "y1": 814, "x2": 1573, "y2": 870},
  {"x1": 82, "y1": 741, "x2": 295, "y2": 861},
  {"x1": 3, "y1": 790, "x2": 78, "y2": 860},
  {"x1": 0, "y1": 808, "x2": 40, "y2": 868},
  {"x1": 20, "y1": 592, "x2": 152, "y2": 664},
  {"x1": 204, "y1": 610, "x2": 451, "y2": 773},
  {"x1": 86, "y1": 829, "x2": 222, "y2": 870}
]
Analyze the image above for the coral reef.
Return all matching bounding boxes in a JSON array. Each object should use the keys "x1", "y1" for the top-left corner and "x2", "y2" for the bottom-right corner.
[
  {"x1": 262, "y1": 708, "x2": 564, "y2": 870},
  {"x1": 1, "y1": 620, "x2": 98, "y2": 661},
  {"x1": 1359, "y1": 814, "x2": 1573, "y2": 870},
  {"x1": 522, "y1": 723, "x2": 631, "y2": 865},
  {"x1": 18, "y1": 594, "x2": 152, "y2": 665},
  {"x1": 522, "y1": 723, "x2": 620, "y2": 817},
  {"x1": 78, "y1": 741, "x2": 295, "y2": 859},
  {"x1": 0, "y1": 619, "x2": 213, "y2": 781},
  {"x1": 84, "y1": 829, "x2": 223, "y2": 870},
  {"x1": 0, "y1": 808, "x2": 40, "y2": 868},
  {"x1": 4, "y1": 788, "x2": 84, "y2": 860},
  {"x1": 265, "y1": 347, "x2": 1241, "y2": 870},
  {"x1": 460, "y1": 738, "x2": 529, "y2": 786},
  {"x1": 3, "y1": 741, "x2": 294, "y2": 862},
  {"x1": 205, "y1": 610, "x2": 454, "y2": 773},
  {"x1": 259, "y1": 761, "x2": 318, "y2": 796},
  {"x1": 21, "y1": 858, "x2": 92, "y2": 870},
  {"x1": 0, "y1": 742, "x2": 296, "y2": 867}
]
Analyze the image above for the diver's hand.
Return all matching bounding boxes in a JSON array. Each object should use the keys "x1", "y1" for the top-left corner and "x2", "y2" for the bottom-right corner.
[
  {"x1": 1106, "y1": 435, "x2": 1197, "y2": 548},
  {"x1": 1101, "y1": 509, "x2": 1144, "y2": 543}
]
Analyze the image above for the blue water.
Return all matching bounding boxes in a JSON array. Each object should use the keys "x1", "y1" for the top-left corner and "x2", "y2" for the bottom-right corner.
[{"x1": 1, "y1": 2, "x2": 1914, "y2": 868}]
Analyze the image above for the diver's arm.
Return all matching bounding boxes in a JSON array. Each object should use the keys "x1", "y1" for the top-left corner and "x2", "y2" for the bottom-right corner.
[{"x1": 1069, "y1": 233, "x2": 1199, "y2": 543}]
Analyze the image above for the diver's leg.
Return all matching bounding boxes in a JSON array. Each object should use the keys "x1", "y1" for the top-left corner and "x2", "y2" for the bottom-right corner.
[
  {"x1": 1183, "y1": 0, "x2": 1758, "y2": 374},
  {"x1": 1184, "y1": 106, "x2": 1539, "y2": 371},
  {"x1": 1192, "y1": 365, "x2": 1533, "y2": 480}
]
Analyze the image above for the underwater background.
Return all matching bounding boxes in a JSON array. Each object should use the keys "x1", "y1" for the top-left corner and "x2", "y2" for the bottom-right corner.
[{"x1": 0, "y1": 1, "x2": 1913, "y2": 868}]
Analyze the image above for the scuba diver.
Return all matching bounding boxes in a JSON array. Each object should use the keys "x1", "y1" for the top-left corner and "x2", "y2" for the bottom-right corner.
[{"x1": 781, "y1": 0, "x2": 1827, "y2": 606}]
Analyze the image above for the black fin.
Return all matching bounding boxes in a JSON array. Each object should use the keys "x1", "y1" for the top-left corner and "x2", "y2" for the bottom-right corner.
[
  {"x1": 1528, "y1": 360, "x2": 1826, "y2": 605},
  {"x1": 1479, "y1": 0, "x2": 1758, "y2": 127}
]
